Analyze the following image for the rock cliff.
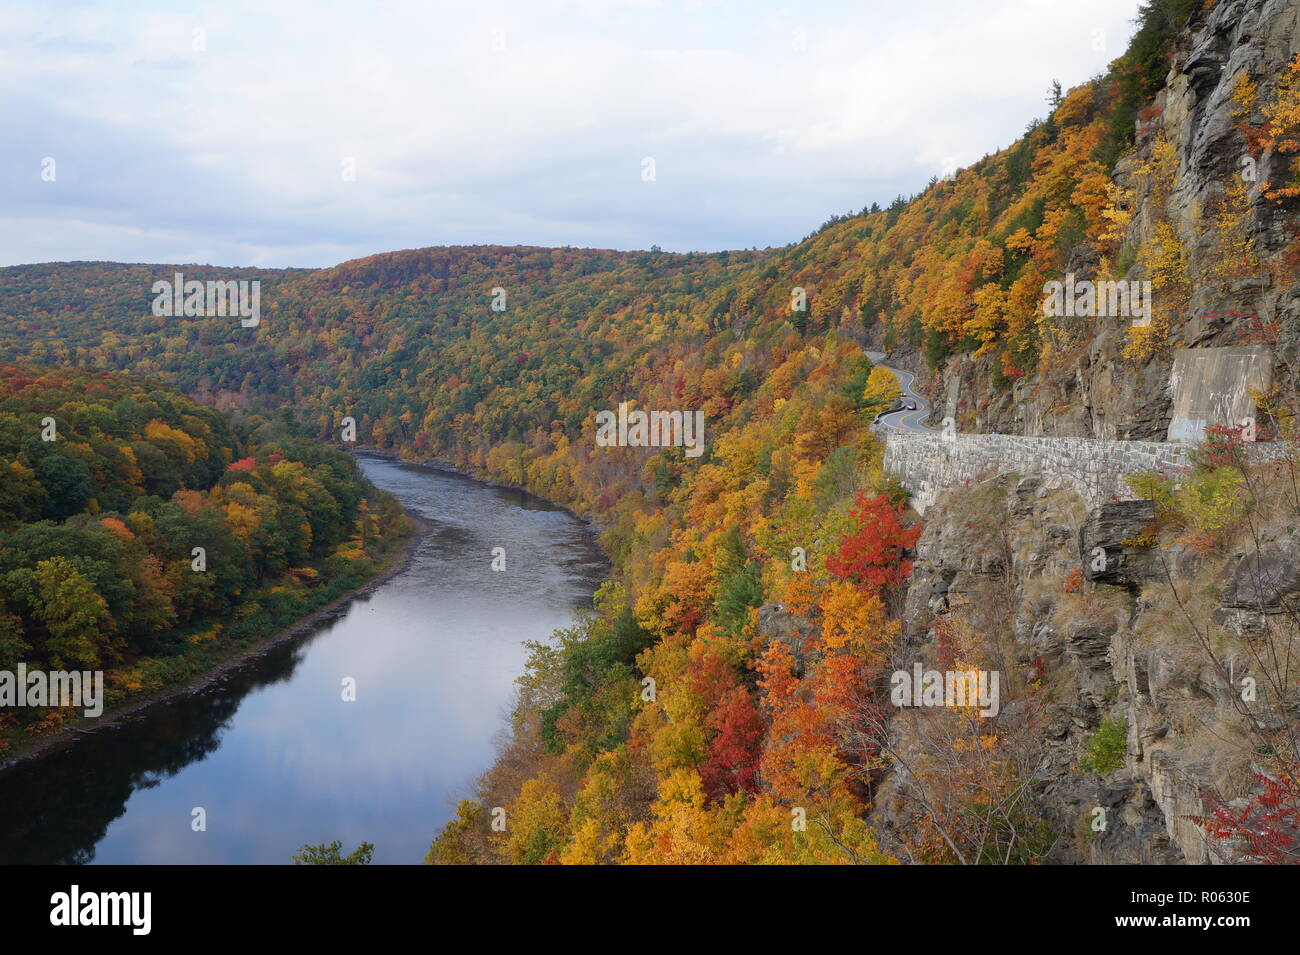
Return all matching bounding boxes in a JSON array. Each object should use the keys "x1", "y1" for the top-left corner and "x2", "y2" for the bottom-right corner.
[{"x1": 866, "y1": 0, "x2": 1300, "y2": 865}]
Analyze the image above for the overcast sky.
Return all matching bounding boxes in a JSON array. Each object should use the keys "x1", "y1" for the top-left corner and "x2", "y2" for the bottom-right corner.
[{"x1": 1, "y1": 0, "x2": 1146, "y2": 268}]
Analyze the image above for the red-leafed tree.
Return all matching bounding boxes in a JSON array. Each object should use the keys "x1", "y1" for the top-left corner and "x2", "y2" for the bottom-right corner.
[
  {"x1": 1196, "y1": 773, "x2": 1300, "y2": 864},
  {"x1": 826, "y1": 492, "x2": 922, "y2": 596},
  {"x1": 227, "y1": 456, "x2": 256, "y2": 472},
  {"x1": 701, "y1": 685, "x2": 764, "y2": 800}
]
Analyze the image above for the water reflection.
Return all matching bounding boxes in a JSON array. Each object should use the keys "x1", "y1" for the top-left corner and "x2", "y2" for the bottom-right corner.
[{"x1": 0, "y1": 456, "x2": 606, "y2": 864}]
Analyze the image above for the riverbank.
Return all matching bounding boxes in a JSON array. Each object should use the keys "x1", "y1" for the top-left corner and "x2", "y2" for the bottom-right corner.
[
  {"x1": 351, "y1": 446, "x2": 614, "y2": 548},
  {"x1": 0, "y1": 454, "x2": 610, "y2": 864},
  {"x1": 0, "y1": 510, "x2": 428, "y2": 771}
]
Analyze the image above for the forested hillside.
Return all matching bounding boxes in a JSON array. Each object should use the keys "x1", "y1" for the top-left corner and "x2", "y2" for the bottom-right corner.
[
  {"x1": 0, "y1": 365, "x2": 409, "y2": 752},
  {"x1": 5, "y1": 1, "x2": 1296, "y2": 468},
  {"x1": 2, "y1": 0, "x2": 1298, "y2": 861}
]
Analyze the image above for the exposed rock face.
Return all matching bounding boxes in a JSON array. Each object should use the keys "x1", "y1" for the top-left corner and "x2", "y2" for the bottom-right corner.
[
  {"x1": 1167, "y1": 0, "x2": 1300, "y2": 263},
  {"x1": 1080, "y1": 500, "x2": 1158, "y2": 587},
  {"x1": 1074, "y1": 770, "x2": 1185, "y2": 864},
  {"x1": 908, "y1": 0, "x2": 1300, "y2": 443},
  {"x1": 1067, "y1": 618, "x2": 1120, "y2": 710},
  {"x1": 1218, "y1": 535, "x2": 1300, "y2": 611},
  {"x1": 756, "y1": 602, "x2": 820, "y2": 676},
  {"x1": 870, "y1": 0, "x2": 1300, "y2": 866},
  {"x1": 881, "y1": 469, "x2": 1283, "y2": 865},
  {"x1": 899, "y1": 474, "x2": 1061, "y2": 642}
]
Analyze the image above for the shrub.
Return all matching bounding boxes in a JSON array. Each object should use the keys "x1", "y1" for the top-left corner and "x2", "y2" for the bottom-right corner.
[
  {"x1": 1080, "y1": 718, "x2": 1128, "y2": 775},
  {"x1": 1178, "y1": 466, "x2": 1244, "y2": 536}
]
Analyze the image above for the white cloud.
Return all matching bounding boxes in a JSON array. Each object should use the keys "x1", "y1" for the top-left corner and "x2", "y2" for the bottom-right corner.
[{"x1": 0, "y1": 0, "x2": 1146, "y2": 267}]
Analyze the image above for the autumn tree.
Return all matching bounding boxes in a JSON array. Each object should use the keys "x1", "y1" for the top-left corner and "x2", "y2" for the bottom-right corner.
[
  {"x1": 825, "y1": 492, "x2": 922, "y2": 602},
  {"x1": 860, "y1": 367, "x2": 902, "y2": 419}
]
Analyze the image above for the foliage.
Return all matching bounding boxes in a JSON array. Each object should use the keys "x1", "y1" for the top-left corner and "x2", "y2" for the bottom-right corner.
[
  {"x1": 1080, "y1": 718, "x2": 1128, "y2": 775},
  {"x1": 860, "y1": 367, "x2": 902, "y2": 419},
  {"x1": 292, "y1": 840, "x2": 375, "y2": 865},
  {"x1": 1261, "y1": 54, "x2": 1300, "y2": 201},
  {"x1": 0, "y1": 6, "x2": 1234, "y2": 458},
  {"x1": 825, "y1": 492, "x2": 922, "y2": 596},
  {"x1": 0, "y1": 365, "x2": 406, "y2": 741},
  {"x1": 1196, "y1": 775, "x2": 1300, "y2": 864},
  {"x1": 5, "y1": 1, "x2": 1286, "y2": 866}
]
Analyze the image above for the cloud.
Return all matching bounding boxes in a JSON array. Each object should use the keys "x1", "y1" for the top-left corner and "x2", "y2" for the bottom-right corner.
[{"x1": 0, "y1": 0, "x2": 1145, "y2": 267}]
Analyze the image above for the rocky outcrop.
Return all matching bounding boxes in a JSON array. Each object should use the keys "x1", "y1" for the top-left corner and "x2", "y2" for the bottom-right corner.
[
  {"x1": 925, "y1": 0, "x2": 1300, "y2": 443},
  {"x1": 871, "y1": 0, "x2": 1300, "y2": 867},
  {"x1": 1166, "y1": 0, "x2": 1300, "y2": 264},
  {"x1": 882, "y1": 466, "x2": 1288, "y2": 864},
  {"x1": 1080, "y1": 500, "x2": 1159, "y2": 587},
  {"x1": 756, "y1": 602, "x2": 820, "y2": 676},
  {"x1": 1080, "y1": 771, "x2": 1185, "y2": 865},
  {"x1": 1218, "y1": 534, "x2": 1300, "y2": 611}
]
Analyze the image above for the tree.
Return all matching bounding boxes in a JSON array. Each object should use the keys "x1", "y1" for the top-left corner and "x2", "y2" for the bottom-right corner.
[
  {"x1": 292, "y1": 840, "x2": 374, "y2": 864},
  {"x1": 31, "y1": 557, "x2": 110, "y2": 668},
  {"x1": 504, "y1": 776, "x2": 569, "y2": 865},
  {"x1": 861, "y1": 367, "x2": 903, "y2": 420},
  {"x1": 0, "y1": 610, "x2": 26, "y2": 671},
  {"x1": 826, "y1": 492, "x2": 922, "y2": 598},
  {"x1": 1196, "y1": 773, "x2": 1300, "y2": 865},
  {"x1": 1046, "y1": 79, "x2": 1063, "y2": 110},
  {"x1": 700, "y1": 685, "x2": 764, "y2": 799},
  {"x1": 32, "y1": 453, "x2": 92, "y2": 521}
]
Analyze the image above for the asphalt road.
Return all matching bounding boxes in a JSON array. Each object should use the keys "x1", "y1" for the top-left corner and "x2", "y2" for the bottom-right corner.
[{"x1": 865, "y1": 351, "x2": 937, "y2": 433}]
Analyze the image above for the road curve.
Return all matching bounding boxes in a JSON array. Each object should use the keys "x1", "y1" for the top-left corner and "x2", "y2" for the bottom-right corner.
[{"x1": 865, "y1": 351, "x2": 936, "y2": 433}]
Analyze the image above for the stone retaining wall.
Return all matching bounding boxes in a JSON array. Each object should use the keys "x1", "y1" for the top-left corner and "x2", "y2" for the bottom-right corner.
[{"x1": 883, "y1": 432, "x2": 1194, "y2": 514}]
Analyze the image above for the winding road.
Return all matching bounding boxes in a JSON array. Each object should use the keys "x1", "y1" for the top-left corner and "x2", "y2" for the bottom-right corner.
[{"x1": 866, "y1": 351, "x2": 936, "y2": 433}]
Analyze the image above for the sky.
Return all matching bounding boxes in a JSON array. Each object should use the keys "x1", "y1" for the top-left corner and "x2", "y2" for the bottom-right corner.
[{"x1": 1, "y1": 0, "x2": 1147, "y2": 269}]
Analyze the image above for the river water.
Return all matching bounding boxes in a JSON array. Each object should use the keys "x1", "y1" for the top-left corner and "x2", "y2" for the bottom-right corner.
[{"x1": 0, "y1": 455, "x2": 607, "y2": 864}]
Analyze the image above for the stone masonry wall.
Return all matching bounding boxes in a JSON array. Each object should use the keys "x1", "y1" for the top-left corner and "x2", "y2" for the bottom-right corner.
[{"x1": 883, "y1": 432, "x2": 1193, "y2": 514}]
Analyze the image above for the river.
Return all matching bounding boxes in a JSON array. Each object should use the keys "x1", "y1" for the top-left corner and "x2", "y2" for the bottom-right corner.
[{"x1": 0, "y1": 455, "x2": 607, "y2": 864}]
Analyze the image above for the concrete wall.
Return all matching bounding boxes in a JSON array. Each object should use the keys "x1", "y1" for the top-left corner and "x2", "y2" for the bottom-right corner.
[
  {"x1": 883, "y1": 432, "x2": 1194, "y2": 514},
  {"x1": 1167, "y1": 345, "x2": 1271, "y2": 443}
]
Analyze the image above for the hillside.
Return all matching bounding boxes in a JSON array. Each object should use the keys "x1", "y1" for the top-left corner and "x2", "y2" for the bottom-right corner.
[
  {"x1": 0, "y1": 364, "x2": 409, "y2": 755},
  {"x1": 1, "y1": 0, "x2": 1298, "y2": 863}
]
